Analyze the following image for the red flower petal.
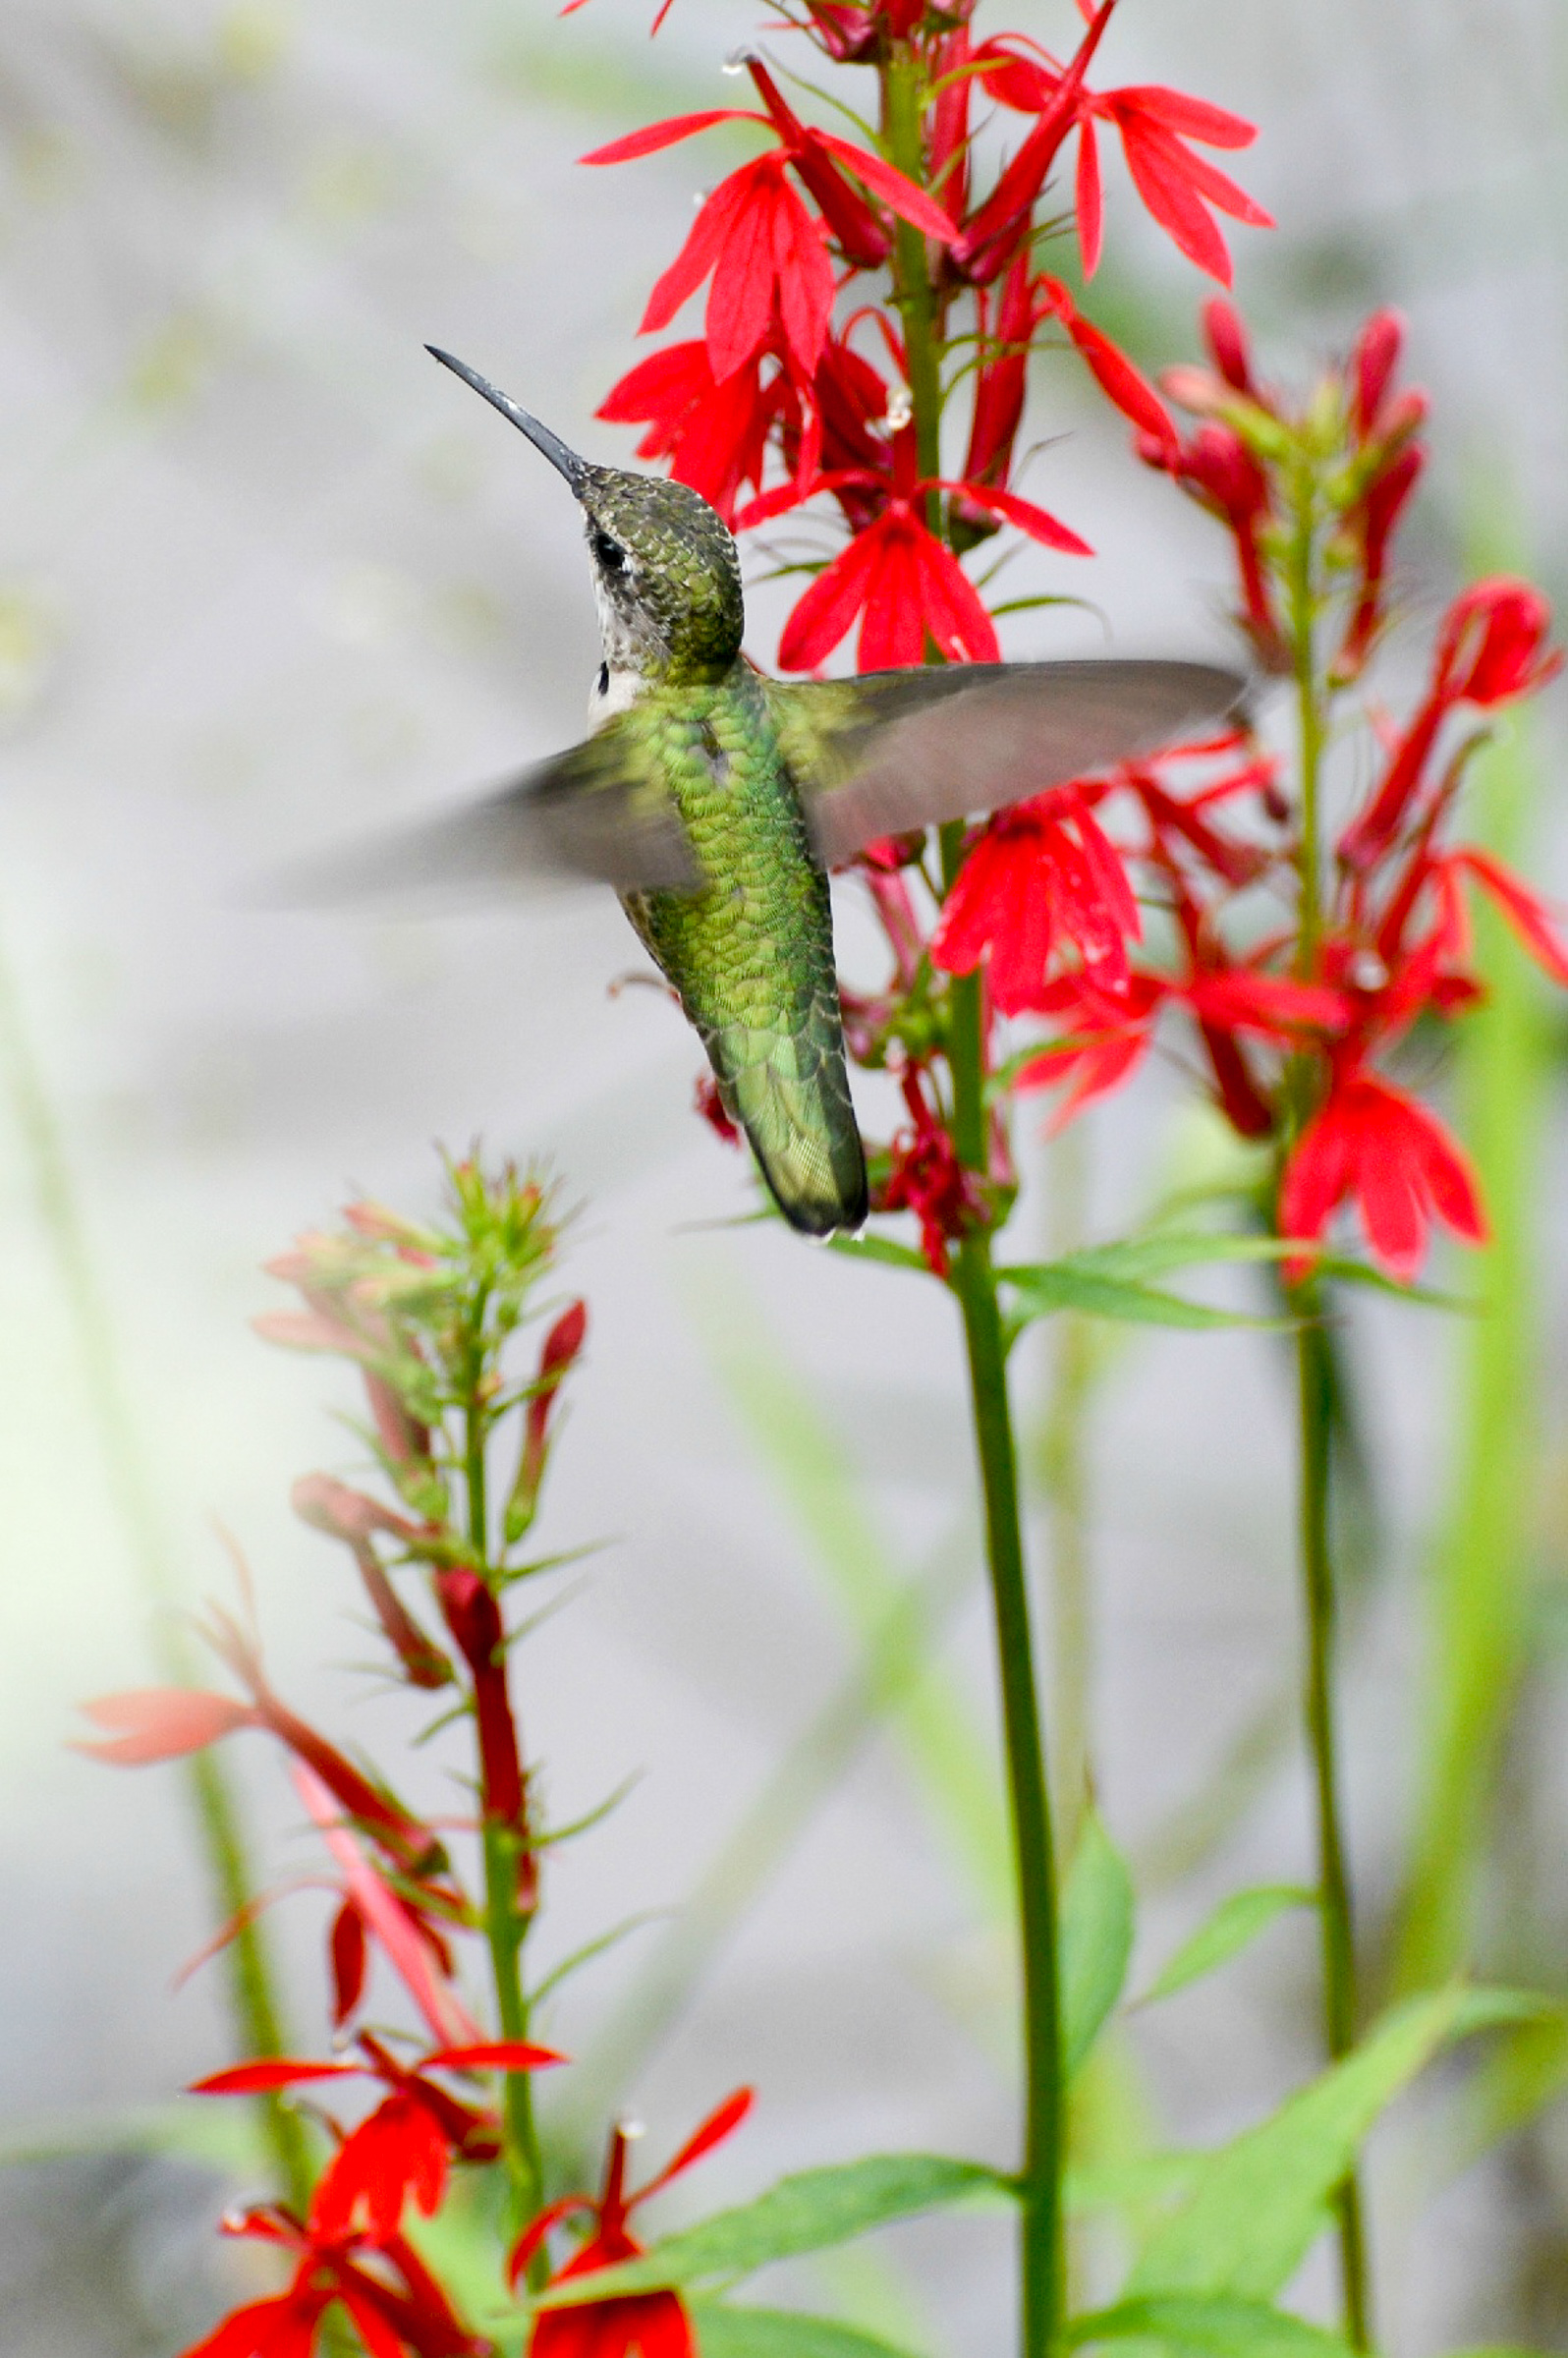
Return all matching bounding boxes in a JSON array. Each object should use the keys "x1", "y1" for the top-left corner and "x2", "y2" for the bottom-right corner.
[
  {"x1": 580, "y1": 110, "x2": 762, "y2": 166},
  {"x1": 812, "y1": 131, "x2": 960, "y2": 242},
  {"x1": 939, "y1": 479, "x2": 1092, "y2": 556},
  {"x1": 1107, "y1": 85, "x2": 1259, "y2": 148},
  {"x1": 1075, "y1": 116, "x2": 1103, "y2": 276},
  {"x1": 1115, "y1": 117, "x2": 1235, "y2": 282},
  {"x1": 330, "y1": 1898, "x2": 368, "y2": 2028},
  {"x1": 312, "y1": 2091, "x2": 450, "y2": 2243},
  {"x1": 777, "y1": 530, "x2": 883, "y2": 671},
  {"x1": 422, "y1": 2041, "x2": 568, "y2": 2074},
  {"x1": 192, "y1": 2057, "x2": 361, "y2": 2096},
  {"x1": 1451, "y1": 847, "x2": 1568, "y2": 986},
  {"x1": 641, "y1": 170, "x2": 753, "y2": 339},
  {"x1": 635, "y1": 2088, "x2": 756, "y2": 2203},
  {"x1": 76, "y1": 1688, "x2": 254, "y2": 1765},
  {"x1": 910, "y1": 528, "x2": 1003, "y2": 665}
]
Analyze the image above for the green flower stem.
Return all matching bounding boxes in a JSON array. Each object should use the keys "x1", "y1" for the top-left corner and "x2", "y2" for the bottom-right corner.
[
  {"x1": 464, "y1": 1388, "x2": 543, "y2": 2229},
  {"x1": 1285, "y1": 473, "x2": 1372, "y2": 2347},
  {"x1": 0, "y1": 929, "x2": 309, "y2": 2208},
  {"x1": 946, "y1": 952, "x2": 1064, "y2": 2358},
  {"x1": 1294, "y1": 1302, "x2": 1371, "y2": 2345},
  {"x1": 881, "y1": 44, "x2": 1063, "y2": 2348}
]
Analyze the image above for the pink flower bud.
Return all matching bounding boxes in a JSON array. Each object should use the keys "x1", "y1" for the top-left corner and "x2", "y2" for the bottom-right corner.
[
  {"x1": 1350, "y1": 308, "x2": 1404, "y2": 436},
  {"x1": 1203, "y1": 298, "x2": 1254, "y2": 392}
]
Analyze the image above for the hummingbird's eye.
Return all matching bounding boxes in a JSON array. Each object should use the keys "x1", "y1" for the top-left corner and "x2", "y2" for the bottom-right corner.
[{"x1": 592, "y1": 529, "x2": 629, "y2": 576}]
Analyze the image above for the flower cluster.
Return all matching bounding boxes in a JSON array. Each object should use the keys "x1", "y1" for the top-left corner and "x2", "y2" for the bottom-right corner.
[
  {"x1": 81, "y1": 1164, "x2": 750, "y2": 2358},
  {"x1": 588, "y1": 0, "x2": 1268, "y2": 660},
  {"x1": 830, "y1": 303, "x2": 1566, "y2": 1284}
]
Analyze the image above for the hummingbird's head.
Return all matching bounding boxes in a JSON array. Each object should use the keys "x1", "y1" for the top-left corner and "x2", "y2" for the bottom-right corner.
[{"x1": 426, "y1": 348, "x2": 744, "y2": 686}]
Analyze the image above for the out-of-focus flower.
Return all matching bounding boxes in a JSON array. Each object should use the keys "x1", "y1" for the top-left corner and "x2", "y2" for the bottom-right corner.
[
  {"x1": 510, "y1": 2092, "x2": 755, "y2": 2358},
  {"x1": 877, "y1": 1069, "x2": 990, "y2": 1275},
  {"x1": 1280, "y1": 1066, "x2": 1486, "y2": 1282},
  {"x1": 180, "y1": 2194, "x2": 487, "y2": 2358},
  {"x1": 1340, "y1": 577, "x2": 1561, "y2": 870},
  {"x1": 194, "y1": 2034, "x2": 562, "y2": 2245}
]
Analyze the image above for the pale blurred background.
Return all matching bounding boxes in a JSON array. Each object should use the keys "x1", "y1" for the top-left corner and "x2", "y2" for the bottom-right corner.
[{"x1": 0, "y1": 2, "x2": 1565, "y2": 2352}]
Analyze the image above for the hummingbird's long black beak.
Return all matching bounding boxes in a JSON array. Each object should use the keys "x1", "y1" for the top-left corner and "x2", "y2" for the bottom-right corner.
[{"x1": 425, "y1": 347, "x2": 588, "y2": 495}]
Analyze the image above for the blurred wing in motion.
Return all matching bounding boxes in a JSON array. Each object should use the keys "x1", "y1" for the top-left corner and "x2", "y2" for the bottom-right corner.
[
  {"x1": 267, "y1": 724, "x2": 700, "y2": 907},
  {"x1": 770, "y1": 659, "x2": 1249, "y2": 867}
]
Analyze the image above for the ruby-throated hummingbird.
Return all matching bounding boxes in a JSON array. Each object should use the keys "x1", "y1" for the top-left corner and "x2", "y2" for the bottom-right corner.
[{"x1": 321, "y1": 347, "x2": 1243, "y2": 1235}]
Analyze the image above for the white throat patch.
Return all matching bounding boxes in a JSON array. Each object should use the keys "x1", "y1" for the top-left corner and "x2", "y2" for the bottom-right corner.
[{"x1": 588, "y1": 661, "x2": 644, "y2": 731}]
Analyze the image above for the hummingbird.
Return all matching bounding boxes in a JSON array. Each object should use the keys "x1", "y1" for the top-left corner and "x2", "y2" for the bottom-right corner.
[{"x1": 322, "y1": 346, "x2": 1244, "y2": 1236}]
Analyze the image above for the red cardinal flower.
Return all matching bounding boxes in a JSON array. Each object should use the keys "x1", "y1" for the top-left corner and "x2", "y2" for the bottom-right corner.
[
  {"x1": 194, "y1": 2034, "x2": 563, "y2": 2246},
  {"x1": 1280, "y1": 1066, "x2": 1486, "y2": 1282},
  {"x1": 78, "y1": 1607, "x2": 437, "y2": 1874},
  {"x1": 1340, "y1": 577, "x2": 1561, "y2": 870},
  {"x1": 511, "y1": 2092, "x2": 755, "y2": 2358},
  {"x1": 583, "y1": 64, "x2": 954, "y2": 380},
  {"x1": 764, "y1": 422, "x2": 1090, "y2": 671},
  {"x1": 929, "y1": 787, "x2": 1140, "y2": 1012},
  {"x1": 596, "y1": 337, "x2": 803, "y2": 525},
  {"x1": 877, "y1": 1069, "x2": 989, "y2": 1276},
  {"x1": 958, "y1": 5, "x2": 1270, "y2": 286},
  {"x1": 180, "y1": 2196, "x2": 486, "y2": 2358}
]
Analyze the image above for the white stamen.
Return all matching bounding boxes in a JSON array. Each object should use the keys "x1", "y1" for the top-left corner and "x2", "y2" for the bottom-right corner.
[
  {"x1": 618, "y1": 2117, "x2": 647, "y2": 2141},
  {"x1": 871, "y1": 386, "x2": 914, "y2": 438}
]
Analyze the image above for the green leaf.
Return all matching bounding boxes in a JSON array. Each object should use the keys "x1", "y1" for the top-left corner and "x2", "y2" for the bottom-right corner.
[
  {"x1": 1057, "y1": 1234, "x2": 1299, "y2": 1285},
  {"x1": 826, "y1": 1233, "x2": 933, "y2": 1276},
  {"x1": 999, "y1": 1261, "x2": 1287, "y2": 1334},
  {"x1": 1130, "y1": 1987, "x2": 1554, "y2": 2300},
  {"x1": 1068, "y1": 2292, "x2": 1356, "y2": 2358},
  {"x1": 1140, "y1": 1886, "x2": 1316, "y2": 2005},
  {"x1": 1060, "y1": 1814, "x2": 1136, "y2": 2075},
  {"x1": 1315, "y1": 1255, "x2": 1475, "y2": 1313},
  {"x1": 538, "y1": 2155, "x2": 1010, "y2": 2308},
  {"x1": 694, "y1": 2306, "x2": 924, "y2": 2358}
]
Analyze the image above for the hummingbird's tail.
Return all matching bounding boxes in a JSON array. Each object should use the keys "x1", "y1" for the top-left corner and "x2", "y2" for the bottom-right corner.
[{"x1": 710, "y1": 1017, "x2": 868, "y2": 1238}]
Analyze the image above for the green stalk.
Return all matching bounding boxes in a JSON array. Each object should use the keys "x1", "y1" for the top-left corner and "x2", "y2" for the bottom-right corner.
[
  {"x1": 880, "y1": 45, "x2": 1062, "y2": 2347},
  {"x1": 464, "y1": 1381, "x2": 543, "y2": 2228},
  {"x1": 947, "y1": 950, "x2": 1064, "y2": 2358},
  {"x1": 1284, "y1": 474, "x2": 1371, "y2": 2346},
  {"x1": 0, "y1": 929, "x2": 308, "y2": 2208}
]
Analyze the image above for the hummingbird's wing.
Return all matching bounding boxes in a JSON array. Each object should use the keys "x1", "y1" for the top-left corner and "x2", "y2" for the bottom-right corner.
[
  {"x1": 270, "y1": 723, "x2": 702, "y2": 905},
  {"x1": 767, "y1": 658, "x2": 1248, "y2": 868}
]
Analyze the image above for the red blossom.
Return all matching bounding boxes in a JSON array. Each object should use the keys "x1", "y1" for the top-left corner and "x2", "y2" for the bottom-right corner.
[
  {"x1": 695, "y1": 1073, "x2": 741, "y2": 1145},
  {"x1": 583, "y1": 67, "x2": 954, "y2": 380},
  {"x1": 929, "y1": 787, "x2": 1140, "y2": 1012},
  {"x1": 510, "y1": 1301, "x2": 588, "y2": 1536},
  {"x1": 1144, "y1": 415, "x2": 1282, "y2": 664},
  {"x1": 1280, "y1": 1067, "x2": 1486, "y2": 1282},
  {"x1": 511, "y1": 2093, "x2": 754, "y2": 2358},
  {"x1": 764, "y1": 424, "x2": 1090, "y2": 671},
  {"x1": 195, "y1": 2035, "x2": 562, "y2": 2246},
  {"x1": 958, "y1": 6, "x2": 1270, "y2": 286},
  {"x1": 78, "y1": 1614, "x2": 436, "y2": 1873},
  {"x1": 1340, "y1": 577, "x2": 1561, "y2": 871},
  {"x1": 596, "y1": 337, "x2": 803, "y2": 525},
  {"x1": 180, "y1": 2197, "x2": 487, "y2": 2358},
  {"x1": 436, "y1": 1570, "x2": 527, "y2": 1846},
  {"x1": 877, "y1": 1069, "x2": 989, "y2": 1275}
]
